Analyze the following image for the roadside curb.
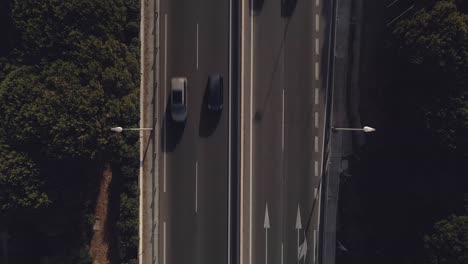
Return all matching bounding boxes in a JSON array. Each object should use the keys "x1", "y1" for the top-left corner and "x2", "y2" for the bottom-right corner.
[
  {"x1": 139, "y1": 0, "x2": 159, "y2": 263},
  {"x1": 319, "y1": 0, "x2": 364, "y2": 262}
]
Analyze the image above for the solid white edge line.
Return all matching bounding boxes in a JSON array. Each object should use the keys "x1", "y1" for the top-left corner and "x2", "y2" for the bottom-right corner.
[
  {"x1": 316, "y1": 182, "x2": 322, "y2": 259},
  {"x1": 196, "y1": 23, "x2": 199, "y2": 70},
  {"x1": 228, "y1": 0, "x2": 233, "y2": 261},
  {"x1": 281, "y1": 242, "x2": 284, "y2": 264},
  {"x1": 282, "y1": 89, "x2": 285, "y2": 151},
  {"x1": 163, "y1": 221, "x2": 167, "y2": 264},
  {"x1": 138, "y1": 0, "x2": 145, "y2": 261},
  {"x1": 195, "y1": 161, "x2": 198, "y2": 213},
  {"x1": 163, "y1": 13, "x2": 168, "y2": 193},
  {"x1": 313, "y1": 229, "x2": 317, "y2": 264},
  {"x1": 240, "y1": 0, "x2": 246, "y2": 262},
  {"x1": 249, "y1": 7, "x2": 254, "y2": 264},
  {"x1": 316, "y1": 0, "x2": 319, "y2": 7},
  {"x1": 314, "y1": 187, "x2": 318, "y2": 198}
]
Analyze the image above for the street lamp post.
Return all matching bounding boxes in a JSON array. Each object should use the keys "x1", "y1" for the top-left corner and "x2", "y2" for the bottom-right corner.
[
  {"x1": 110, "y1": 126, "x2": 153, "y2": 133},
  {"x1": 332, "y1": 126, "x2": 376, "y2": 133}
]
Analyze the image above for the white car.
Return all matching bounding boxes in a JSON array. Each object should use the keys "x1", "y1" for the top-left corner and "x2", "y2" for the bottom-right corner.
[{"x1": 170, "y1": 77, "x2": 188, "y2": 122}]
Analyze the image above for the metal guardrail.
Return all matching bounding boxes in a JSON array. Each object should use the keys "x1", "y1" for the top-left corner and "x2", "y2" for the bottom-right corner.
[{"x1": 317, "y1": 0, "x2": 338, "y2": 261}]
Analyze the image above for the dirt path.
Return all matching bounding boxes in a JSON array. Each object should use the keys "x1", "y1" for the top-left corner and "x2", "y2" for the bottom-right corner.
[{"x1": 89, "y1": 164, "x2": 113, "y2": 264}]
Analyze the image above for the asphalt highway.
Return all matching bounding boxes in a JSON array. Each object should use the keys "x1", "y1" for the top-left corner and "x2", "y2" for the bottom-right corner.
[
  {"x1": 158, "y1": 0, "x2": 230, "y2": 264},
  {"x1": 241, "y1": 0, "x2": 331, "y2": 263},
  {"x1": 150, "y1": 0, "x2": 332, "y2": 263}
]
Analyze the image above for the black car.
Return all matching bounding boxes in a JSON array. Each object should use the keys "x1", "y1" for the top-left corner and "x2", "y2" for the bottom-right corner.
[{"x1": 207, "y1": 74, "x2": 223, "y2": 111}]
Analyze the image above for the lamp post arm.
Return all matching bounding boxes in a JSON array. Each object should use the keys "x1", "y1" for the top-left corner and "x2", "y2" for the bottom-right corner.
[
  {"x1": 332, "y1": 126, "x2": 376, "y2": 133},
  {"x1": 110, "y1": 127, "x2": 153, "y2": 133},
  {"x1": 332, "y1": 128, "x2": 363, "y2": 131},
  {"x1": 123, "y1": 128, "x2": 153, "y2": 131}
]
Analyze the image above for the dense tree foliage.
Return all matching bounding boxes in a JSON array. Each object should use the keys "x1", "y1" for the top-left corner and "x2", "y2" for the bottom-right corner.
[
  {"x1": 337, "y1": 1, "x2": 468, "y2": 264},
  {"x1": 424, "y1": 215, "x2": 468, "y2": 264},
  {"x1": 393, "y1": 0, "x2": 468, "y2": 152},
  {"x1": 0, "y1": 0, "x2": 140, "y2": 262},
  {"x1": 0, "y1": 52, "x2": 138, "y2": 160},
  {"x1": 0, "y1": 143, "x2": 49, "y2": 212},
  {"x1": 10, "y1": 0, "x2": 138, "y2": 64}
]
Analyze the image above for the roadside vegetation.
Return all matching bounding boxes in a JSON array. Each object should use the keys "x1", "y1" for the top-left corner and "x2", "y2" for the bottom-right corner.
[
  {"x1": 337, "y1": 0, "x2": 467, "y2": 263},
  {"x1": 0, "y1": 0, "x2": 140, "y2": 263}
]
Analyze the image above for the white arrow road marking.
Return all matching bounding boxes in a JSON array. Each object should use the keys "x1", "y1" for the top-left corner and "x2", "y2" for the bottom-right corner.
[
  {"x1": 296, "y1": 204, "x2": 302, "y2": 229},
  {"x1": 298, "y1": 234, "x2": 307, "y2": 262},
  {"x1": 264, "y1": 203, "x2": 270, "y2": 228},
  {"x1": 264, "y1": 203, "x2": 270, "y2": 264},
  {"x1": 296, "y1": 204, "x2": 302, "y2": 260}
]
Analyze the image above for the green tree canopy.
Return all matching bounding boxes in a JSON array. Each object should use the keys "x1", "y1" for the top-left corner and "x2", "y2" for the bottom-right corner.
[
  {"x1": 393, "y1": 0, "x2": 468, "y2": 152},
  {"x1": 424, "y1": 215, "x2": 468, "y2": 264},
  {"x1": 0, "y1": 143, "x2": 49, "y2": 212},
  {"x1": 393, "y1": 1, "x2": 468, "y2": 84},
  {"x1": 0, "y1": 0, "x2": 139, "y2": 261},
  {"x1": 10, "y1": 0, "x2": 138, "y2": 64},
  {"x1": 0, "y1": 48, "x2": 139, "y2": 161}
]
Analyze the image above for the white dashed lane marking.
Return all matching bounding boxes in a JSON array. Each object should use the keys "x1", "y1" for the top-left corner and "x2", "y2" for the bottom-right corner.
[
  {"x1": 315, "y1": 112, "x2": 319, "y2": 128},
  {"x1": 315, "y1": 14, "x2": 319, "y2": 33},
  {"x1": 315, "y1": 88, "x2": 319, "y2": 105},
  {"x1": 315, "y1": 62, "x2": 319, "y2": 81},
  {"x1": 315, "y1": 161, "x2": 319, "y2": 176},
  {"x1": 315, "y1": 38, "x2": 319, "y2": 55}
]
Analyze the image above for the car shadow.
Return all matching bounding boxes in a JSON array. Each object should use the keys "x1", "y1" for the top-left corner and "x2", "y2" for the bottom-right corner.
[
  {"x1": 250, "y1": 0, "x2": 265, "y2": 16},
  {"x1": 281, "y1": 0, "x2": 298, "y2": 17},
  {"x1": 161, "y1": 96, "x2": 186, "y2": 152},
  {"x1": 199, "y1": 82, "x2": 222, "y2": 137}
]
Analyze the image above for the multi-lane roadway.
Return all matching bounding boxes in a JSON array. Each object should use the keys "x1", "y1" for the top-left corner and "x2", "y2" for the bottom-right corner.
[
  {"x1": 241, "y1": 0, "x2": 330, "y2": 264},
  {"x1": 158, "y1": 0, "x2": 230, "y2": 264},
  {"x1": 146, "y1": 0, "x2": 333, "y2": 263}
]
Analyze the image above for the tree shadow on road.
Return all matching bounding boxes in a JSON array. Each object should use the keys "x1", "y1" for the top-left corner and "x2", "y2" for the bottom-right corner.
[{"x1": 281, "y1": 0, "x2": 298, "y2": 17}]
